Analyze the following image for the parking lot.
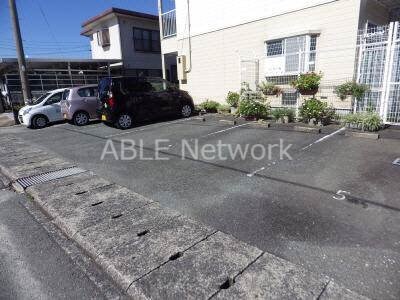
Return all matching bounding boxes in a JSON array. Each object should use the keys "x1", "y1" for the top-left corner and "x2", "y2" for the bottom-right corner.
[{"x1": 3, "y1": 115, "x2": 400, "y2": 299}]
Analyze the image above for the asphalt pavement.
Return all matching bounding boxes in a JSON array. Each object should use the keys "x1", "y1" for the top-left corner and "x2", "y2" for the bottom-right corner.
[{"x1": 1, "y1": 115, "x2": 399, "y2": 299}]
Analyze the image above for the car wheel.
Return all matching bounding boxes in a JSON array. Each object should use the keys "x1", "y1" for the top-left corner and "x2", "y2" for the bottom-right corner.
[
  {"x1": 32, "y1": 115, "x2": 48, "y2": 129},
  {"x1": 181, "y1": 105, "x2": 192, "y2": 118},
  {"x1": 117, "y1": 113, "x2": 133, "y2": 129},
  {"x1": 73, "y1": 111, "x2": 89, "y2": 126}
]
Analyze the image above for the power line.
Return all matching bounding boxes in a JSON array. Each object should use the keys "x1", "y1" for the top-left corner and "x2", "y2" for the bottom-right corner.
[{"x1": 34, "y1": 0, "x2": 64, "y2": 57}]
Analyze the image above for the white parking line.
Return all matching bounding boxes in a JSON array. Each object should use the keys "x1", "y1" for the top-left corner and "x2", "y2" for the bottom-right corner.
[
  {"x1": 247, "y1": 161, "x2": 277, "y2": 177},
  {"x1": 104, "y1": 117, "x2": 195, "y2": 138},
  {"x1": 301, "y1": 127, "x2": 345, "y2": 151},
  {"x1": 200, "y1": 123, "x2": 248, "y2": 138}
]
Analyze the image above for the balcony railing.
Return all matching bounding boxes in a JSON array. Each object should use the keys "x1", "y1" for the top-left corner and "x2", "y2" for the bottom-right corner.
[{"x1": 161, "y1": 9, "x2": 176, "y2": 38}]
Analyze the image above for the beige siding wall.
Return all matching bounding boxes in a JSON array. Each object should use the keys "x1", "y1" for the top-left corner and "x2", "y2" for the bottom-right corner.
[
  {"x1": 90, "y1": 18, "x2": 122, "y2": 60},
  {"x1": 163, "y1": 0, "x2": 363, "y2": 109}
]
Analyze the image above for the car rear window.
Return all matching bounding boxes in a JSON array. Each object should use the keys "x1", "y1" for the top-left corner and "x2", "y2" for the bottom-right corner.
[
  {"x1": 77, "y1": 87, "x2": 97, "y2": 97},
  {"x1": 62, "y1": 89, "x2": 70, "y2": 100},
  {"x1": 98, "y1": 77, "x2": 111, "y2": 97}
]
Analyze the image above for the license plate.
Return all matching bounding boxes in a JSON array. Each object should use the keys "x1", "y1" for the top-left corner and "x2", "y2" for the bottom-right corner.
[{"x1": 101, "y1": 115, "x2": 107, "y2": 121}]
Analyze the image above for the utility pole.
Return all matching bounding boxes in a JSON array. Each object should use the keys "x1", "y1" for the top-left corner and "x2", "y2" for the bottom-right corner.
[{"x1": 8, "y1": 0, "x2": 31, "y2": 104}]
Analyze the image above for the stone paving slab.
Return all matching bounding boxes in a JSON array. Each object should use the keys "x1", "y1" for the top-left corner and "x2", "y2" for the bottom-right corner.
[
  {"x1": 128, "y1": 231, "x2": 263, "y2": 299},
  {"x1": 0, "y1": 153, "x2": 57, "y2": 168},
  {"x1": 5, "y1": 157, "x2": 75, "y2": 179},
  {"x1": 97, "y1": 215, "x2": 216, "y2": 290},
  {"x1": 319, "y1": 280, "x2": 369, "y2": 300},
  {"x1": 52, "y1": 185, "x2": 153, "y2": 236},
  {"x1": 215, "y1": 251, "x2": 329, "y2": 299},
  {"x1": 27, "y1": 172, "x2": 112, "y2": 209},
  {"x1": 74, "y1": 203, "x2": 181, "y2": 258}
]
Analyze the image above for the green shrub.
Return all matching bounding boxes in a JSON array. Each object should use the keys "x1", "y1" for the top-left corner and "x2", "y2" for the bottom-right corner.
[
  {"x1": 226, "y1": 91, "x2": 240, "y2": 108},
  {"x1": 217, "y1": 104, "x2": 231, "y2": 114},
  {"x1": 335, "y1": 81, "x2": 369, "y2": 100},
  {"x1": 272, "y1": 108, "x2": 295, "y2": 121},
  {"x1": 258, "y1": 82, "x2": 282, "y2": 96},
  {"x1": 239, "y1": 98, "x2": 270, "y2": 119},
  {"x1": 343, "y1": 112, "x2": 382, "y2": 131},
  {"x1": 299, "y1": 98, "x2": 335, "y2": 124},
  {"x1": 199, "y1": 100, "x2": 220, "y2": 113},
  {"x1": 292, "y1": 72, "x2": 322, "y2": 94}
]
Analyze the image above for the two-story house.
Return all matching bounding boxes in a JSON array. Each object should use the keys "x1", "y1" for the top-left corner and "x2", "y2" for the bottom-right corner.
[
  {"x1": 81, "y1": 7, "x2": 163, "y2": 78},
  {"x1": 158, "y1": 0, "x2": 399, "y2": 120}
]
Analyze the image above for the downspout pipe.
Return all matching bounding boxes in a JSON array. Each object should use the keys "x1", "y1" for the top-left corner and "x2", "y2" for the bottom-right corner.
[{"x1": 185, "y1": 0, "x2": 192, "y2": 73}]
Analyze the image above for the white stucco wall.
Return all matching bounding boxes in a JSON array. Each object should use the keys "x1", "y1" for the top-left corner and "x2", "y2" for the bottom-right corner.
[
  {"x1": 161, "y1": 0, "x2": 366, "y2": 109},
  {"x1": 175, "y1": 0, "x2": 340, "y2": 39},
  {"x1": 90, "y1": 18, "x2": 122, "y2": 60}
]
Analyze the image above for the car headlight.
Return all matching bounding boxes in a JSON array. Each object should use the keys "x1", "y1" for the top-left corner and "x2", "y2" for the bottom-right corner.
[{"x1": 22, "y1": 108, "x2": 32, "y2": 115}]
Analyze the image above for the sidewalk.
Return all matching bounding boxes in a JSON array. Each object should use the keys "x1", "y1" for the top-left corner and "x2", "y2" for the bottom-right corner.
[
  {"x1": 0, "y1": 135, "x2": 368, "y2": 299},
  {"x1": 0, "y1": 113, "x2": 15, "y2": 127}
]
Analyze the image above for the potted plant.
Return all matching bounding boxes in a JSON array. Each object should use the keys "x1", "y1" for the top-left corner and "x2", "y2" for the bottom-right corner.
[
  {"x1": 226, "y1": 91, "x2": 240, "y2": 114},
  {"x1": 343, "y1": 112, "x2": 382, "y2": 132},
  {"x1": 292, "y1": 72, "x2": 322, "y2": 95},
  {"x1": 258, "y1": 82, "x2": 282, "y2": 97},
  {"x1": 272, "y1": 108, "x2": 295, "y2": 123},
  {"x1": 238, "y1": 98, "x2": 270, "y2": 121},
  {"x1": 299, "y1": 97, "x2": 335, "y2": 125},
  {"x1": 334, "y1": 81, "x2": 369, "y2": 101}
]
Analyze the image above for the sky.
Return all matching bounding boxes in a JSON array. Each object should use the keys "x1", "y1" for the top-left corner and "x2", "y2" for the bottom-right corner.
[{"x1": 0, "y1": 0, "x2": 158, "y2": 59}]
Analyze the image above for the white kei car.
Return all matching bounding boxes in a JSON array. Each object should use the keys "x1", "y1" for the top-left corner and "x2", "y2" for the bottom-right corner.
[{"x1": 18, "y1": 88, "x2": 65, "y2": 129}]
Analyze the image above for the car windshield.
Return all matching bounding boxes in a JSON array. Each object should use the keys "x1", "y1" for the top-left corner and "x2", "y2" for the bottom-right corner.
[
  {"x1": 98, "y1": 77, "x2": 111, "y2": 98},
  {"x1": 31, "y1": 93, "x2": 50, "y2": 105}
]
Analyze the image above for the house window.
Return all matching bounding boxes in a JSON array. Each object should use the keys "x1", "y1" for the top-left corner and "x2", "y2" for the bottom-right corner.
[
  {"x1": 133, "y1": 28, "x2": 161, "y2": 52},
  {"x1": 267, "y1": 40, "x2": 284, "y2": 56},
  {"x1": 281, "y1": 91, "x2": 298, "y2": 106},
  {"x1": 265, "y1": 35, "x2": 318, "y2": 74},
  {"x1": 97, "y1": 28, "x2": 110, "y2": 47}
]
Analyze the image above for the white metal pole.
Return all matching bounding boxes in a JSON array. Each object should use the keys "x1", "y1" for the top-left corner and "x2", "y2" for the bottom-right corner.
[{"x1": 380, "y1": 22, "x2": 396, "y2": 122}]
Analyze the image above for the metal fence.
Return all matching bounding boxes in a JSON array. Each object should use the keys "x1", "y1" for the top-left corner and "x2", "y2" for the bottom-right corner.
[
  {"x1": 2, "y1": 69, "x2": 107, "y2": 105},
  {"x1": 161, "y1": 9, "x2": 177, "y2": 38},
  {"x1": 356, "y1": 22, "x2": 400, "y2": 124}
]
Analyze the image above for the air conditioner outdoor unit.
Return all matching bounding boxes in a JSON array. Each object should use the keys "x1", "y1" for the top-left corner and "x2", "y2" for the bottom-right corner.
[{"x1": 177, "y1": 55, "x2": 187, "y2": 81}]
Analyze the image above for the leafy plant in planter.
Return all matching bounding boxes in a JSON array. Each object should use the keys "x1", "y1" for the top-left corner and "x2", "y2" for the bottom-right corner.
[
  {"x1": 258, "y1": 82, "x2": 282, "y2": 96},
  {"x1": 292, "y1": 72, "x2": 322, "y2": 95},
  {"x1": 334, "y1": 81, "x2": 369, "y2": 101},
  {"x1": 239, "y1": 98, "x2": 270, "y2": 120},
  {"x1": 217, "y1": 104, "x2": 231, "y2": 114},
  {"x1": 299, "y1": 98, "x2": 335, "y2": 125},
  {"x1": 199, "y1": 100, "x2": 220, "y2": 113},
  {"x1": 343, "y1": 112, "x2": 382, "y2": 132},
  {"x1": 226, "y1": 91, "x2": 240, "y2": 108},
  {"x1": 272, "y1": 108, "x2": 295, "y2": 123}
]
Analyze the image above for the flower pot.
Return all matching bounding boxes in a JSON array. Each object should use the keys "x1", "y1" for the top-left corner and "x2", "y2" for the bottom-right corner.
[
  {"x1": 283, "y1": 116, "x2": 289, "y2": 123},
  {"x1": 298, "y1": 88, "x2": 319, "y2": 95}
]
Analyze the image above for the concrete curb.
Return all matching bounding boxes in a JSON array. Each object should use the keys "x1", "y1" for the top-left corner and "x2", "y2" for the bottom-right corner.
[
  {"x1": 345, "y1": 130, "x2": 380, "y2": 140},
  {"x1": 294, "y1": 126, "x2": 322, "y2": 134},
  {"x1": 0, "y1": 136, "x2": 369, "y2": 300}
]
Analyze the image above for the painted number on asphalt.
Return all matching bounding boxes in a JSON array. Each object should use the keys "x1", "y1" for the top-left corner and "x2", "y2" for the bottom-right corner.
[{"x1": 333, "y1": 190, "x2": 350, "y2": 201}]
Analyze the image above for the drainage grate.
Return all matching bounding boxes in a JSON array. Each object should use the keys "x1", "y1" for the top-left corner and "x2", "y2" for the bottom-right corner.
[
  {"x1": 393, "y1": 158, "x2": 400, "y2": 166},
  {"x1": 16, "y1": 167, "x2": 86, "y2": 189}
]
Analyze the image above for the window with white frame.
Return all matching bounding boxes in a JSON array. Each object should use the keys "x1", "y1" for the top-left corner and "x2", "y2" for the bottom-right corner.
[
  {"x1": 265, "y1": 35, "x2": 317, "y2": 75},
  {"x1": 97, "y1": 28, "x2": 110, "y2": 47}
]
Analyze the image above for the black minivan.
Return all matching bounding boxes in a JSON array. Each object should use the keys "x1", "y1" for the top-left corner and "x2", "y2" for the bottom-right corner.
[{"x1": 98, "y1": 77, "x2": 194, "y2": 129}]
